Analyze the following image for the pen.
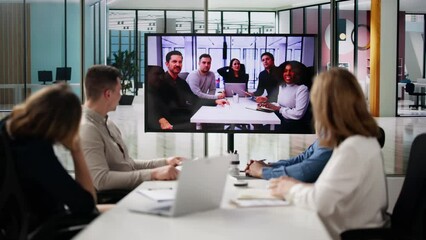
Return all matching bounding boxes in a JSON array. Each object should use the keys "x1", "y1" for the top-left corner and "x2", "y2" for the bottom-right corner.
[{"x1": 146, "y1": 187, "x2": 173, "y2": 190}]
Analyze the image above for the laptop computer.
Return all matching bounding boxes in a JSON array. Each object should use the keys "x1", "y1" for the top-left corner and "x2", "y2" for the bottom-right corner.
[
  {"x1": 224, "y1": 83, "x2": 246, "y2": 97},
  {"x1": 131, "y1": 155, "x2": 231, "y2": 217}
]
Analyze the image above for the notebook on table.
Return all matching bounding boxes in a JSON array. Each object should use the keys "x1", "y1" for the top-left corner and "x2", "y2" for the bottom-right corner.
[{"x1": 130, "y1": 155, "x2": 231, "y2": 217}]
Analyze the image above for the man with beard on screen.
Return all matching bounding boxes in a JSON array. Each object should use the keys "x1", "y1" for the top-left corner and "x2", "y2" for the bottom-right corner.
[{"x1": 149, "y1": 50, "x2": 228, "y2": 130}]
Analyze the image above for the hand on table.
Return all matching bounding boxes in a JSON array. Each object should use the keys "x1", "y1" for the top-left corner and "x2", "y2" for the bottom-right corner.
[
  {"x1": 166, "y1": 156, "x2": 182, "y2": 166},
  {"x1": 159, "y1": 118, "x2": 173, "y2": 130},
  {"x1": 258, "y1": 102, "x2": 280, "y2": 111},
  {"x1": 215, "y1": 99, "x2": 229, "y2": 106},
  {"x1": 268, "y1": 176, "x2": 301, "y2": 199},
  {"x1": 151, "y1": 165, "x2": 179, "y2": 180},
  {"x1": 255, "y1": 96, "x2": 268, "y2": 103},
  {"x1": 244, "y1": 159, "x2": 268, "y2": 178},
  {"x1": 217, "y1": 92, "x2": 226, "y2": 99}
]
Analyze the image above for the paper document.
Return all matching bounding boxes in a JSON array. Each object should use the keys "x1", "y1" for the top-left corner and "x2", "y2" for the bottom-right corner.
[
  {"x1": 232, "y1": 199, "x2": 289, "y2": 207},
  {"x1": 137, "y1": 189, "x2": 175, "y2": 202},
  {"x1": 237, "y1": 188, "x2": 281, "y2": 200},
  {"x1": 231, "y1": 188, "x2": 288, "y2": 207}
]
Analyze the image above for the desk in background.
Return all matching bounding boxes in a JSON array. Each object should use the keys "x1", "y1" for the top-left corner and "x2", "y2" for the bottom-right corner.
[
  {"x1": 190, "y1": 97, "x2": 281, "y2": 130},
  {"x1": 74, "y1": 178, "x2": 331, "y2": 240},
  {"x1": 0, "y1": 83, "x2": 81, "y2": 105}
]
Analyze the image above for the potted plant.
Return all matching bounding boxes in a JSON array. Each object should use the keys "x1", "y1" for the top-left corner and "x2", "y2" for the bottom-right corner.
[{"x1": 112, "y1": 50, "x2": 138, "y2": 105}]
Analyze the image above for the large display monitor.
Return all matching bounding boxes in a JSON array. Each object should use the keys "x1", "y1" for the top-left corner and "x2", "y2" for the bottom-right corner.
[{"x1": 145, "y1": 33, "x2": 318, "y2": 134}]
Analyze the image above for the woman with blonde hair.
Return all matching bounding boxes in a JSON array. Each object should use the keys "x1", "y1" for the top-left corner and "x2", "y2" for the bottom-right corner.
[
  {"x1": 0, "y1": 84, "x2": 98, "y2": 233},
  {"x1": 269, "y1": 68, "x2": 388, "y2": 239}
]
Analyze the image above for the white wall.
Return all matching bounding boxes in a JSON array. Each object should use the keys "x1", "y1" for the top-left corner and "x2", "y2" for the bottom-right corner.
[{"x1": 386, "y1": 176, "x2": 404, "y2": 214}]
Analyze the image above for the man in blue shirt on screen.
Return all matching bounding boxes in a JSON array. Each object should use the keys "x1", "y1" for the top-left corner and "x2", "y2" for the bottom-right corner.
[{"x1": 245, "y1": 139, "x2": 333, "y2": 183}]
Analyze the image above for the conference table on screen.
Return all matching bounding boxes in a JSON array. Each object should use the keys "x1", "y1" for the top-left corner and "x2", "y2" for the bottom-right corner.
[
  {"x1": 74, "y1": 177, "x2": 331, "y2": 240},
  {"x1": 190, "y1": 97, "x2": 281, "y2": 130}
]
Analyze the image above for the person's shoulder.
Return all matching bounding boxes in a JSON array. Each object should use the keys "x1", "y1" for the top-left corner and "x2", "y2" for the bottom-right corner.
[
  {"x1": 339, "y1": 135, "x2": 380, "y2": 156},
  {"x1": 187, "y1": 70, "x2": 199, "y2": 76},
  {"x1": 187, "y1": 70, "x2": 200, "y2": 80},
  {"x1": 79, "y1": 112, "x2": 100, "y2": 135},
  {"x1": 14, "y1": 136, "x2": 52, "y2": 155},
  {"x1": 297, "y1": 84, "x2": 308, "y2": 91}
]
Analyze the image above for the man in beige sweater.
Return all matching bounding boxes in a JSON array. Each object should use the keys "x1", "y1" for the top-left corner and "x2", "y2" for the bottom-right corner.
[{"x1": 80, "y1": 65, "x2": 180, "y2": 191}]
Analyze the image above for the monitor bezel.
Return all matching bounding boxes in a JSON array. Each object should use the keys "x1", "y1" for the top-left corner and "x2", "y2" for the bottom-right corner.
[{"x1": 143, "y1": 33, "x2": 318, "y2": 134}]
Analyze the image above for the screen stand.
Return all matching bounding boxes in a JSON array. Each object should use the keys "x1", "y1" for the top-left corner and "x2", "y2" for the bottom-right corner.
[
  {"x1": 204, "y1": 133, "x2": 208, "y2": 157},
  {"x1": 227, "y1": 133, "x2": 234, "y2": 153}
]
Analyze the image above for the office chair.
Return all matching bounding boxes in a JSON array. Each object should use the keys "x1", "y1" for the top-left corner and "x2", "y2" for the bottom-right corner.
[
  {"x1": 178, "y1": 72, "x2": 189, "y2": 81},
  {"x1": 340, "y1": 133, "x2": 426, "y2": 240},
  {"x1": 405, "y1": 82, "x2": 426, "y2": 109},
  {"x1": 97, "y1": 189, "x2": 130, "y2": 204},
  {"x1": 378, "y1": 126, "x2": 385, "y2": 148},
  {"x1": 0, "y1": 127, "x2": 97, "y2": 240}
]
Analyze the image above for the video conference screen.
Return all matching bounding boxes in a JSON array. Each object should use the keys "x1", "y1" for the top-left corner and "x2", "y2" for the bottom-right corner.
[{"x1": 144, "y1": 34, "x2": 318, "y2": 134}]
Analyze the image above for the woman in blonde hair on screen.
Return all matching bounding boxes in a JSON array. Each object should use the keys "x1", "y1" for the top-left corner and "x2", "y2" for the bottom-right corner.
[{"x1": 269, "y1": 68, "x2": 388, "y2": 239}]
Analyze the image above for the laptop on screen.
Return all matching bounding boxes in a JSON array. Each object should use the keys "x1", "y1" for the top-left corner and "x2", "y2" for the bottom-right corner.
[
  {"x1": 224, "y1": 83, "x2": 246, "y2": 97},
  {"x1": 130, "y1": 155, "x2": 231, "y2": 217}
]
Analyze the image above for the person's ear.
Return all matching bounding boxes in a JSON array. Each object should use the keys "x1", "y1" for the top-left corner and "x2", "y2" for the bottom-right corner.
[{"x1": 103, "y1": 89, "x2": 111, "y2": 99}]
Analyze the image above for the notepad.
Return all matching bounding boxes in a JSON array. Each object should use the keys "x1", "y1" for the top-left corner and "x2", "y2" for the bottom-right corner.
[
  {"x1": 231, "y1": 188, "x2": 289, "y2": 207},
  {"x1": 232, "y1": 199, "x2": 289, "y2": 207},
  {"x1": 138, "y1": 189, "x2": 175, "y2": 202},
  {"x1": 237, "y1": 188, "x2": 280, "y2": 200}
]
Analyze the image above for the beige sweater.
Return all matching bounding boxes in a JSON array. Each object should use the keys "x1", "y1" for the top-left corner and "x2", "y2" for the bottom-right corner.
[
  {"x1": 285, "y1": 136, "x2": 388, "y2": 240},
  {"x1": 80, "y1": 107, "x2": 167, "y2": 190}
]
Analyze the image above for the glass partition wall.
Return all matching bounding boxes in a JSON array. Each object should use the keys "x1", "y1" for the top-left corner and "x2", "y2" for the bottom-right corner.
[
  {"x1": 0, "y1": 0, "x2": 85, "y2": 111},
  {"x1": 2, "y1": 1, "x2": 422, "y2": 175},
  {"x1": 105, "y1": 2, "x2": 414, "y2": 175},
  {"x1": 397, "y1": 14, "x2": 426, "y2": 116}
]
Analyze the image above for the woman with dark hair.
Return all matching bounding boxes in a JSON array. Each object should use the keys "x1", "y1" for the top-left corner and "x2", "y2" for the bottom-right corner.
[
  {"x1": 217, "y1": 58, "x2": 249, "y2": 86},
  {"x1": 0, "y1": 84, "x2": 101, "y2": 233},
  {"x1": 259, "y1": 61, "x2": 313, "y2": 133}
]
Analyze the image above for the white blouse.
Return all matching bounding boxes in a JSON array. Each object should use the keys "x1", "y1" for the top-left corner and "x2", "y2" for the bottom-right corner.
[
  {"x1": 277, "y1": 83, "x2": 309, "y2": 120},
  {"x1": 285, "y1": 136, "x2": 388, "y2": 239}
]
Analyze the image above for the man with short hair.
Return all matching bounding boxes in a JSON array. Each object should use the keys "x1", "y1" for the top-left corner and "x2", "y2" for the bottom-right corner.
[
  {"x1": 80, "y1": 65, "x2": 181, "y2": 191},
  {"x1": 186, "y1": 54, "x2": 225, "y2": 100},
  {"x1": 246, "y1": 52, "x2": 279, "y2": 102},
  {"x1": 149, "y1": 51, "x2": 228, "y2": 130}
]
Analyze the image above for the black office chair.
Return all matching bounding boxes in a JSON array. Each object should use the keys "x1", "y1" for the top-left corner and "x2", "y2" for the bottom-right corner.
[
  {"x1": 0, "y1": 127, "x2": 97, "y2": 240},
  {"x1": 97, "y1": 189, "x2": 130, "y2": 204},
  {"x1": 405, "y1": 82, "x2": 426, "y2": 109},
  {"x1": 178, "y1": 72, "x2": 189, "y2": 81},
  {"x1": 340, "y1": 133, "x2": 426, "y2": 240},
  {"x1": 378, "y1": 126, "x2": 385, "y2": 148}
]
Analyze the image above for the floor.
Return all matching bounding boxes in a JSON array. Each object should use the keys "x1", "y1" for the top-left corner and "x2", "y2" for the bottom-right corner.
[{"x1": 2, "y1": 94, "x2": 426, "y2": 176}]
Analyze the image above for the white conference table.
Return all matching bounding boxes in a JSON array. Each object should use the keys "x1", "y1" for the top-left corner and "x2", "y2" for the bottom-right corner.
[
  {"x1": 74, "y1": 177, "x2": 331, "y2": 240},
  {"x1": 190, "y1": 97, "x2": 281, "y2": 130}
]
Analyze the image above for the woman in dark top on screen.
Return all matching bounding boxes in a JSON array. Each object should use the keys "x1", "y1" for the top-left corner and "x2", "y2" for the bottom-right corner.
[
  {"x1": 217, "y1": 58, "x2": 249, "y2": 87},
  {"x1": 0, "y1": 84, "x2": 98, "y2": 231}
]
